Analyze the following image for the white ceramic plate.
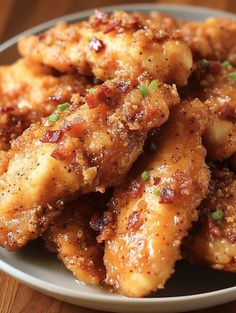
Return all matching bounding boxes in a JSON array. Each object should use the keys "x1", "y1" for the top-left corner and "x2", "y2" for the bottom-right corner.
[{"x1": 0, "y1": 4, "x2": 236, "y2": 313}]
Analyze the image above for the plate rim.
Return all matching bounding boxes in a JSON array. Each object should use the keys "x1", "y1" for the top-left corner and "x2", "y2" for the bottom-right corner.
[
  {"x1": 1, "y1": 257, "x2": 236, "y2": 304},
  {"x1": 0, "y1": 2, "x2": 236, "y2": 309}
]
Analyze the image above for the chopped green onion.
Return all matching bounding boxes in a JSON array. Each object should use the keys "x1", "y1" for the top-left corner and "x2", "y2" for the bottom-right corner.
[
  {"x1": 228, "y1": 71, "x2": 236, "y2": 81},
  {"x1": 212, "y1": 209, "x2": 224, "y2": 222},
  {"x1": 149, "y1": 80, "x2": 158, "y2": 90},
  {"x1": 87, "y1": 88, "x2": 97, "y2": 94},
  {"x1": 57, "y1": 102, "x2": 70, "y2": 112},
  {"x1": 139, "y1": 85, "x2": 149, "y2": 97},
  {"x1": 48, "y1": 113, "x2": 59, "y2": 122},
  {"x1": 141, "y1": 171, "x2": 149, "y2": 181},
  {"x1": 222, "y1": 60, "x2": 232, "y2": 68},
  {"x1": 153, "y1": 188, "x2": 160, "y2": 196},
  {"x1": 200, "y1": 59, "x2": 210, "y2": 67},
  {"x1": 86, "y1": 35, "x2": 93, "y2": 42},
  {"x1": 150, "y1": 142, "x2": 157, "y2": 152}
]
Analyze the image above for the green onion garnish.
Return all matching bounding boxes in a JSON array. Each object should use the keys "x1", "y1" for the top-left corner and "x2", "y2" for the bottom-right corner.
[
  {"x1": 222, "y1": 60, "x2": 232, "y2": 68},
  {"x1": 200, "y1": 59, "x2": 210, "y2": 67},
  {"x1": 141, "y1": 171, "x2": 149, "y2": 181},
  {"x1": 228, "y1": 71, "x2": 236, "y2": 81},
  {"x1": 150, "y1": 142, "x2": 157, "y2": 152},
  {"x1": 57, "y1": 103, "x2": 70, "y2": 112},
  {"x1": 48, "y1": 113, "x2": 59, "y2": 122},
  {"x1": 149, "y1": 80, "x2": 158, "y2": 90},
  {"x1": 153, "y1": 188, "x2": 160, "y2": 196},
  {"x1": 139, "y1": 85, "x2": 149, "y2": 97},
  {"x1": 86, "y1": 35, "x2": 93, "y2": 42},
  {"x1": 88, "y1": 88, "x2": 97, "y2": 94},
  {"x1": 212, "y1": 209, "x2": 224, "y2": 222}
]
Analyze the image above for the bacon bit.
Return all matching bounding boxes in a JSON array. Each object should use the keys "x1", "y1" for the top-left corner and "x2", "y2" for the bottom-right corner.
[
  {"x1": 126, "y1": 179, "x2": 144, "y2": 198},
  {"x1": 94, "y1": 9, "x2": 108, "y2": 21},
  {"x1": 209, "y1": 61, "x2": 222, "y2": 74},
  {"x1": 89, "y1": 37, "x2": 105, "y2": 53},
  {"x1": 153, "y1": 177, "x2": 161, "y2": 185},
  {"x1": 51, "y1": 148, "x2": 67, "y2": 160},
  {"x1": 40, "y1": 130, "x2": 63, "y2": 143},
  {"x1": 125, "y1": 16, "x2": 142, "y2": 30},
  {"x1": 62, "y1": 118, "x2": 85, "y2": 137},
  {"x1": 104, "y1": 19, "x2": 122, "y2": 34},
  {"x1": 159, "y1": 188, "x2": 175, "y2": 204},
  {"x1": 78, "y1": 88, "x2": 87, "y2": 97},
  {"x1": 85, "y1": 85, "x2": 113, "y2": 108},
  {"x1": 128, "y1": 211, "x2": 143, "y2": 230},
  {"x1": 0, "y1": 107, "x2": 14, "y2": 113},
  {"x1": 208, "y1": 216, "x2": 222, "y2": 238},
  {"x1": 218, "y1": 105, "x2": 236, "y2": 122},
  {"x1": 116, "y1": 80, "x2": 130, "y2": 94},
  {"x1": 38, "y1": 33, "x2": 46, "y2": 41},
  {"x1": 86, "y1": 89, "x2": 107, "y2": 108}
]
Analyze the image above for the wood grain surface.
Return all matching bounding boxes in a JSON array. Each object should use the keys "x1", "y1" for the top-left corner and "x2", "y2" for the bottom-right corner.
[{"x1": 0, "y1": 0, "x2": 235, "y2": 312}]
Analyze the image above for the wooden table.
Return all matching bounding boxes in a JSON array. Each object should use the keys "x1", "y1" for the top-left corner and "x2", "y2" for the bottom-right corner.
[{"x1": 0, "y1": 0, "x2": 235, "y2": 312}]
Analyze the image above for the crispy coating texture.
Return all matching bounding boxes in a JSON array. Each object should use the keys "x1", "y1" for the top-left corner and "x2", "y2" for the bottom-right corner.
[
  {"x1": 0, "y1": 58, "x2": 91, "y2": 150},
  {"x1": 184, "y1": 166, "x2": 236, "y2": 273},
  {"x1": 0, "y1": 78, "x2": 179, "y2": 251},
  {"x1": 99, "y1": 100, "x2": 209, "y2": 297},
  {"x1": 182, "y1": 18, "x2": 236, "y2": 64},
  {"x1": 182, "y1": 61, "x2": 236, "y2": 161},
  {"x1": 44, "y1": 193, "x2": 107, "y2": 286},
  {"x1": 18, "y1": 11, "x2": 192, "y2": 86}
]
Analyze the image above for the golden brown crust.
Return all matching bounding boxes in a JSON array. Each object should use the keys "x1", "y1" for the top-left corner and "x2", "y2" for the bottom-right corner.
[
  {"x1": 181, "y1": 18, "x2": 236, "y2": 64},
  {"x1": 181, "y1": 61, "x2": 236, "y2": 161},
  {"x1": 184, "y1": 165, "x2": 236, "y2": 273},
  {"x1": 44, "y1": 193, "x2": 107, "y2": 286},
  {"x1": 100, "y1": 99, "x2": 209, "y2": 297},
  {"x1": 0, "y1": 58, "x2": 92, "y2": 150},
  {"x1": 18, "y1": 11, "x2": 192, "y2": 86},
  {"x1": 0, "y1": 78, "x2": 179, "y2": 251}
]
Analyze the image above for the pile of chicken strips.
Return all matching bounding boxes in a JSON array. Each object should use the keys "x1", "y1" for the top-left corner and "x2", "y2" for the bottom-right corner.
[{"x1": 0, "y1": 9, "x2": 235, "y2": 297}]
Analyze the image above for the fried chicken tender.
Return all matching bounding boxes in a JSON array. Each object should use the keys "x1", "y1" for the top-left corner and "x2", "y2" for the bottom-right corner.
[
  {"x1": 44, "y1": 193, "x2": 107, "y2": 286},
  {"x1": 182, "y1": 61, "x2": 236, "y2": 160},
  {"x1": 18, "y1": 11, "x2": 192, "y2": 86},
  {"x1": 0, "y1": 58, "x2": 91, "y2": 150},
  {"x1": 182, "y1": 18, "x2": 236, "y2": 64},
  {"x1": 0, "y1": 78, "x2": 179, "y2": 251},
  {"x1": 184, "y1": 165, "x2": 236, "y2": 273},
  {"x1": 99, "y1": 99, "x2": 209, "y2": 297}
]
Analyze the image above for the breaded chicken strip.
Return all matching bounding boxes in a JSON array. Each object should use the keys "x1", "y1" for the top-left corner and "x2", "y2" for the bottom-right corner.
[
  {"x1": 0, "y1": 58, "x2": 91, "y2": 150},
  {"x1": 0, "y1": 78, "x2": 179, "y2": 251},
  {"x1": 18, "y1": 11, "x2": 192, "y2": 86},
  {"x1": 44, "y1": 193, "x2": 108, "y2": 286},
  {"x1": 182, "y1": 18, "x2": 236, "y2": 64},
  {"x1": 181, "y1": 61, "x2": 236, "y2": 160},
  {"x1": 98, "y1": 99, "x2": 209, "y2": 297},
  {"x1": 184, "y1": 165, "x2": 236, "y2": 273}
]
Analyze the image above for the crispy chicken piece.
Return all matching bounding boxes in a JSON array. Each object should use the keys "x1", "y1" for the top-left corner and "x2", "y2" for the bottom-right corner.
[
  {"x1": 0, "y1": 78, "x2": 179, "y2": 251},
  {"x1": 184, "y1": 165, "x2": 236, "y2": 273},
  {"x1": 98, "y1": 99, "x2": 209, "y2": 297},
  {"x1": 182, "y1": 18, "x2": 236, "y2": 64},
  {"x1": 181, "y1": 61, "x2": 236, "y2": 161},
  {"x1": 18, "y1": 11, "x2": 192, "y2": 86},
  {"x1": 44, "y1": 193, "x2": 108, "y2": 286},
  {"x1": 0, "y1": 58, "x2": 91, "y2": 150}
]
